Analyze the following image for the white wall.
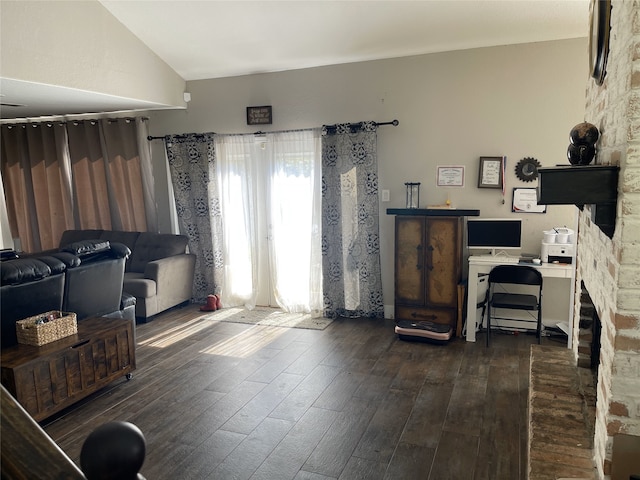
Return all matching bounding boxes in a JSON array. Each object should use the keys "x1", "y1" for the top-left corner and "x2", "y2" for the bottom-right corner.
[
  {"x1": 0, "y1": 0, "x2": 185, "y2": 108},
  {"x1": 148, "y1": 38, "x2": 587, "y2": 309}
]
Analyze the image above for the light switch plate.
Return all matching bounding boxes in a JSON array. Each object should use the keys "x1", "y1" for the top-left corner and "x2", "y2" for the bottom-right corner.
[{"x1": 382, "y1": 190, "x2": 390, "y2": 202}]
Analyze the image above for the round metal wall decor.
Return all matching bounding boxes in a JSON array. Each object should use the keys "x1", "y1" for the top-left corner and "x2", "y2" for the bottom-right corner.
[
  {"x1": 589, "y1": 0, "x2": 612, "y2": 86},
  {"x1": 515, "y1": 157, "x2": 541, "y2": 182}
]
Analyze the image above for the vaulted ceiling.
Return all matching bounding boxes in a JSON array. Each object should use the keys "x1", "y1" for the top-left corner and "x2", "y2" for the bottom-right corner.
[{"x1": 1, "y1": 0, "x2": 589, "y2": 120}]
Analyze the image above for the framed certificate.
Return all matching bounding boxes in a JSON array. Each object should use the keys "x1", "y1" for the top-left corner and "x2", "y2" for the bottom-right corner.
[
  {"x1": 478, "y1": 156, "x2": 504, "y2": 189},
  {"x1": 512, "y1": 187, "x2": 546, "y2": 213},
  {"x1": 437, "y1": 166, "x2": 465, "y2": 187}
]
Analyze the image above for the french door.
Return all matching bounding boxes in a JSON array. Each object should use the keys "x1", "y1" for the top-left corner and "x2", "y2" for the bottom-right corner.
[
  {"x1": 215, "y1": 130, "x2": 322, "y2": 313},
  {"x1": 254, "y1": 160, "x2": 276, "y2": 306}
]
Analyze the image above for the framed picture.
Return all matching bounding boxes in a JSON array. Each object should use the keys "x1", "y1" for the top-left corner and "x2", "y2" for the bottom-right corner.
[
  {"x1": 437, "y1": 166, "x2": 465, "y2": 187},
  {"x1": 478, "y1": 156, "x2": 504, "y2": 189},
  {"x1": 512, "y1": 187, "x2": 546, "y2": 213},
  {"x1": 246, "y1": 106, "x2": 272, "y2": 125}
]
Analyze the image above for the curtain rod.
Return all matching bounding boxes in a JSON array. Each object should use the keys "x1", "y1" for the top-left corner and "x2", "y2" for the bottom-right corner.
[
  {"x1": 322, "y1": 119, "x2": 399, "y2": 130},
  {"x1": 3, "y1": 116, "x2": 149, "y2": 128},
  {"x1": 146, "y1": 119, "x2": 399, "y2": 141},
  {"x1": 147, "y1": 132, "x2": 214, "y2": 141},
  {"x1": 147, "y1": 127, "x2": 308, "y2": 140}
]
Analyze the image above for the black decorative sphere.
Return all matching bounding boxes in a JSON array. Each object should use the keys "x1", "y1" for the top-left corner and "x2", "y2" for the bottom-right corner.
[
  {"x1": 80, "y1": 421, "x2": 146, "y2": 480},
  {"x1": 567, "y1": 143, "x2": 596, "y2": 165},
  {"x1": 570, "y1": 122, "x2": 599, "y2": 146}
]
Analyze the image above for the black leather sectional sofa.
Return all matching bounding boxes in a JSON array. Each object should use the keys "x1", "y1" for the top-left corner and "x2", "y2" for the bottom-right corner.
[{"x1": 0, "y1": 240, "x2": 135, "y2": 349}]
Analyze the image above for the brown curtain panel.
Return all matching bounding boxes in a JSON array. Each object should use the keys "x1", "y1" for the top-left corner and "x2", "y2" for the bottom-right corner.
[
  {"x1": 102, "y1": 119, "x2": 149, "y2": 231},
  {"x1": 67, "y1": 119, "x2": 147, "y2": 232},
  {"x1": 65, "y1": 121, "x2": 112, "y2": 230},
  {"x1": 1, "y1": 124, "x2": 74, "y2": 252},
  {"x1": 1, "y1": 118, "x2": 150, "y2": 253}
]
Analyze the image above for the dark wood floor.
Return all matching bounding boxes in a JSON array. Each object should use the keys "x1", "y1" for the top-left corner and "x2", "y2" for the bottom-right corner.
[{"x1": 43, "y1": 304, "x2": 564, "y2": 480}]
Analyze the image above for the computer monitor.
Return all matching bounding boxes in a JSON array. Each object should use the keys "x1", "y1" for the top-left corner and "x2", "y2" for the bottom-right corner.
[{"x1": 467, "y1": 218, "x2": 522, "y2": 255}]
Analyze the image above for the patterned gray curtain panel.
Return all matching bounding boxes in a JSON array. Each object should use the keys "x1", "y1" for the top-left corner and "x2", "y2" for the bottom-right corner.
[
  {"x1": 321, "y1": 122, "x2": 384, "y2": 319},
  {"x1": 165, "y1": 134, "x2": 223, "y2": 302}
]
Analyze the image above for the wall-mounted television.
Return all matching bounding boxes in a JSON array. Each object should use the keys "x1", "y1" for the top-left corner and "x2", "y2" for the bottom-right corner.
[{"x1": 467, "y1": 218, "x2": 522, "y2": 255}]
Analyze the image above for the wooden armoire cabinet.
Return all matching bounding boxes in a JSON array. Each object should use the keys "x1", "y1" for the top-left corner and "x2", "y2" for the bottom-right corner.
[{"x1": 388, "y1": 209, "x2": 479, "y2": 337}]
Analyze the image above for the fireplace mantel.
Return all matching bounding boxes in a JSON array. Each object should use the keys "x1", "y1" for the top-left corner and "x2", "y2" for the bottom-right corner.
[{"x1": 537, "y1": 165, "x2": 619, "y2": 238}]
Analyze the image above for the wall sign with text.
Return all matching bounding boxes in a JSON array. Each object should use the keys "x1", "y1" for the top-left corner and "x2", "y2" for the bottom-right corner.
[{"x1": 246, "y1": 106, "x2": 273, "y2": 125}]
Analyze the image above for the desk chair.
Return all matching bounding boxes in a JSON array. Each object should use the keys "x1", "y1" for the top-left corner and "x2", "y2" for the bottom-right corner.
[{"x1": 484, "y1": 265, "x2": 543, "y2": 346}]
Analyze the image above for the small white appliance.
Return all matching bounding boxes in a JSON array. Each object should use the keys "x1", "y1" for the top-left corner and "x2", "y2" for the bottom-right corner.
[
  {"x1": 541, "y1": 227, "x2": 575, "y2": 264},
  {"x1": 541, "y1": 242, "x2": 574, "y2": 264}
]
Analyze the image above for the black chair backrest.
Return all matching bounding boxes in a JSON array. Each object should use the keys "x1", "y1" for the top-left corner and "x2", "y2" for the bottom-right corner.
[{"x1": 488, "y1": 265, "x2": 543, "y2": 286}]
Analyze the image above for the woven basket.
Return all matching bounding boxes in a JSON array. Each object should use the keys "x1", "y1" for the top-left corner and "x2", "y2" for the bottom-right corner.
[{"x1": 16, "y1": 311, "x2": 78, "y2": 346}]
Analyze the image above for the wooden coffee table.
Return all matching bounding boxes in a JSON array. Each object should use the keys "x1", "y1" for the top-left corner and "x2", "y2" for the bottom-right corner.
[{"x1": 1, "y1": 317, "x2": 136, "y2": 422}]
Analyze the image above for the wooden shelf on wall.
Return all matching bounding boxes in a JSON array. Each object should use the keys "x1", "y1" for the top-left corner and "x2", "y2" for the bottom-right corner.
[{"x1": 537, "y1": 165, "x2": 619, "y2": 238}]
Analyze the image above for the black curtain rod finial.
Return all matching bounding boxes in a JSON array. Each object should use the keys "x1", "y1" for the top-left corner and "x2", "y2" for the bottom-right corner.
[{"x1": 376, "y1": 119, "x2": 399, "y2": 127}]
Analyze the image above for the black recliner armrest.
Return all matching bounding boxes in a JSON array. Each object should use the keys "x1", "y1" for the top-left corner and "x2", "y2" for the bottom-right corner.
[
  {"x1": 120, "y1": 292, "x2": 136, "y2": 310},
  {"x1": 0, "y1": 249, "x2": 19, "y2": 261},
  {"x1": 110, "y1": 242, "x2": 132, "y2": 260}
]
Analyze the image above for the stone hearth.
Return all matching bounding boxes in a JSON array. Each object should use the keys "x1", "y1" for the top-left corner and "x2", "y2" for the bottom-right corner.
[{"x1": 528, "y1": 345, "x2": 597, "y2": 479}]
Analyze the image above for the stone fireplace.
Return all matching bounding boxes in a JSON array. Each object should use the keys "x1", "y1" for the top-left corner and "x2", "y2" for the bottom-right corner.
[
  {"x1": 577, "y1": 286, "x2": 601, "y2": 372},
  {"x1": 572, "y1": 0, "x2": 640, "y2": 477}
]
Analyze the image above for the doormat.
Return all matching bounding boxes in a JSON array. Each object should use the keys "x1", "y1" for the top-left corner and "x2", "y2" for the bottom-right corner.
[{"x1": 204, "y1": 306, "x2": 333, "y2": 330}]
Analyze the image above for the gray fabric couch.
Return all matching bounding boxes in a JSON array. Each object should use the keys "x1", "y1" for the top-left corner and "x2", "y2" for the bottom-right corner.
[{"x1": 58, "y1": 230, "x2": 196, "y2": 322}]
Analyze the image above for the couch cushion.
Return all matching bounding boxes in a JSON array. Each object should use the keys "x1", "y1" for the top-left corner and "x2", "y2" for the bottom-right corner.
[
  {"x1": 51, "y1": 252, "x2": 82, "y2": 268},
  {"x1": 61, "y1": 239, "x2": 111, "y2": 257},
  {"x1": 124, "y1": 273, "x2": 157, "y2": 298},
  {"x1": 59, "y1": 229, "x2": 104, "y2": 248},
  {"x1": 36, "y1": 256, "x2": 68, "y2": 275},
  {"x1": 1, "y1": 258, "x2": 52, "y2": 285},
  {"x1": 129, "y1": 233, "x2": 189, "y2": 273}
]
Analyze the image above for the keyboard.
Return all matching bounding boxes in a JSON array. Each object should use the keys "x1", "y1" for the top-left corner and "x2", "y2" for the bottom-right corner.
[{"x1": 470, "y1": 255, "x2": 519, "y2": 263}]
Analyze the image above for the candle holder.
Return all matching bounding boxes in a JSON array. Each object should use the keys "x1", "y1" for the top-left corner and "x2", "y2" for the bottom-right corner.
[{"x1": 405, "y1": 182, "x2": 421, "y2": 209}]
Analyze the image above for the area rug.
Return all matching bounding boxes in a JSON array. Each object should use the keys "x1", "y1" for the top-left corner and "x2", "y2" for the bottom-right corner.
[{"x1": 204, "y1": 306, "x2": 333, "y2": 330}]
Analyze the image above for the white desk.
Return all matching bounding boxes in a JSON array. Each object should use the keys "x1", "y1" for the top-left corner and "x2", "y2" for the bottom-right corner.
[{"x1": 465, "y1": 256, "x2": 575, "y2": 347}]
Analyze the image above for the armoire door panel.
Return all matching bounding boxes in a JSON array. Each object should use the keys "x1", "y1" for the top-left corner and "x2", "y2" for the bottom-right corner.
[
  {"x1": 395, "y1": 217, "x2": 426, "y2": 303},
  {"x1": 426, "y1": 217, "x2": 460, "y2": 308}
]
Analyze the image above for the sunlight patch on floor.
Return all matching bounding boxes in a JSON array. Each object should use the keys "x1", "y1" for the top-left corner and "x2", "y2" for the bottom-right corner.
[
  {"x1": 203, "y1": 306, "x2": 332, "y2": 330},
  {"x1": 200, "y1": 325, "x2": 285, "y2": 358},
  {"x1": 137, "y1": 306, "x2": 322, "y2": 351},
  {"x1": 137, "y1": 315, "x2": 216, "y2": 348}
]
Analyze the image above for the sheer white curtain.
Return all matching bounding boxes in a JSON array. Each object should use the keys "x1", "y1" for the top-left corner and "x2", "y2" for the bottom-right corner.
[
  {"x1": 268, "y1": 130, "x2": 323, "y2": 314},
  {"x1": 215, "y1": 129, "x2": 322, "y2": 314},
  {"x1": 216, "y1": 134, "x2": 260, "y2": 308}
]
